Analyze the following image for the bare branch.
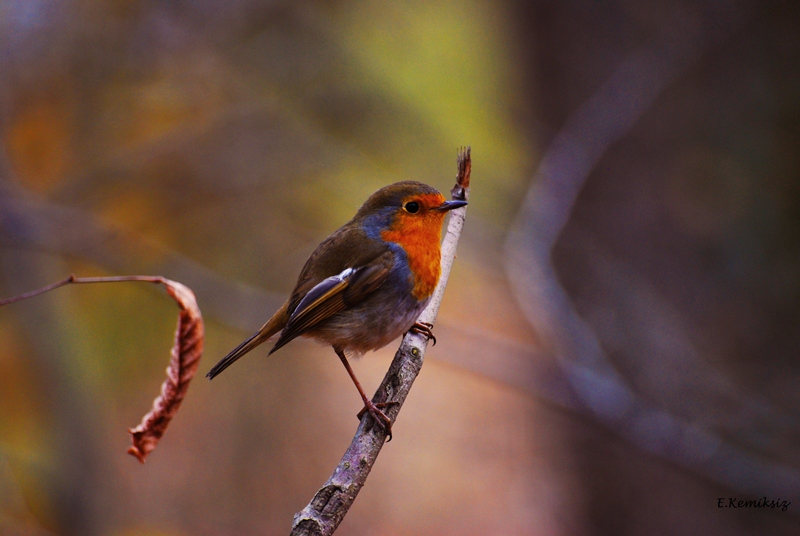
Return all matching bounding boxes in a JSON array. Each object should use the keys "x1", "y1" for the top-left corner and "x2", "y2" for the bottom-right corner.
[
  {"x1": 290, "y1": 148, "x2": 471, "y2": 536},
  {"x1": 0, "y1": 274, "x2": 76, "y2": 306}
]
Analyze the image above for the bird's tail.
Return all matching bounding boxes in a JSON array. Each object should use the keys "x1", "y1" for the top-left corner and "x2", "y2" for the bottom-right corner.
[{"x1": 206, "y1": 301, "x2": 289, "y2": 380}]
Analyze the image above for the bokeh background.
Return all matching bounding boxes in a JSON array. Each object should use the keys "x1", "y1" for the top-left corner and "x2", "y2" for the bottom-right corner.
[{"x1": 1, "y1": 0, "x2": 799, "y2": 534}]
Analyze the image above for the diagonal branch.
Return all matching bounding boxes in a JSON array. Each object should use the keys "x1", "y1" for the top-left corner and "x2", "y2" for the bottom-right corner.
[{"x1": 290, "y1": 148, "x2": 471, "y2": 536}]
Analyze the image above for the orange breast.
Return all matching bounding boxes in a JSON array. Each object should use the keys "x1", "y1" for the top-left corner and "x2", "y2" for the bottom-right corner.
[{"x1": 381, "y1": 197, "x2": 446, "y2": 301}]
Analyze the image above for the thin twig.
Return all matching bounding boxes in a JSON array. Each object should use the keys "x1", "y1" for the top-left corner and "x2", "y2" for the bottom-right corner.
[
  {"x1": 290, "y1": 148, "x2": 471, "y2": 536},
  {"x1": 0, "y1": 275, "x2": 76, "y2": 306},
  {"x1": 0, "y1": 274, "x2": 168, "y2": 307}
]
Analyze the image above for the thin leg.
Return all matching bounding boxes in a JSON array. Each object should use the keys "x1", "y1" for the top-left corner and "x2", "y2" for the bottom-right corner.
[
  {"x1": 334, "y1": 347, "x2": 394, "y2": 440},
  {"x1": 409, "y1": 321, "x2": 436, "y2": 345}
]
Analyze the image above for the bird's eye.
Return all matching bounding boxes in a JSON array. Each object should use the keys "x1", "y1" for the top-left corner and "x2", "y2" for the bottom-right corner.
[{"x1": 404, "y1": 201, "x2": 420, "y2": 214}]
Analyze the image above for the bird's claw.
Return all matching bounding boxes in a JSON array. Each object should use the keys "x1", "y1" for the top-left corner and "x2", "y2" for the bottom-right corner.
[
  {"x1": 409, "y1": 321, "x2": 436, "y2": 345},
  {"x1": 357, "y1": 401, "x2": 398, "y2": 441}
]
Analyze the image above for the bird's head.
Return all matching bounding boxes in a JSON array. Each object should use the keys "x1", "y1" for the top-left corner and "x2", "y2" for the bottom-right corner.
[{"x1": 355, "y1": 181, "x2": 467, "y2": 237}]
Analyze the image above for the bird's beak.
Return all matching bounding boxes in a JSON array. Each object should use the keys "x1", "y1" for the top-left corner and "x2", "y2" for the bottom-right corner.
[{"x1": 433, "y1": 200, "x2": 468, "y2": 212}]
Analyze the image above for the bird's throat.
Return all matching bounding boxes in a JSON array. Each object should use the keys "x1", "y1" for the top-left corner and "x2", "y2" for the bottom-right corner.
[{"x1": 381, "y1": 214, "x2": 443, "y2": 300}]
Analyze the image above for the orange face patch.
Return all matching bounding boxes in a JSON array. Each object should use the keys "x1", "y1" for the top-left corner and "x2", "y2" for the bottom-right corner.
[{"x1": 380, "y1": 192, "x2": 447, "y2": 300}]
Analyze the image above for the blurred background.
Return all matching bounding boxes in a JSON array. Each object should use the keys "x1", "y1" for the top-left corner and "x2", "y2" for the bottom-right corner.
[{"x1": 0, "y1": 0, "x2": 798, "y2": 534}]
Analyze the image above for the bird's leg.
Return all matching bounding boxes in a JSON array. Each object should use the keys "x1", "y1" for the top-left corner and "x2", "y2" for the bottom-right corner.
[
  {"x1": 334, "y1": 347, "x2": 394, "y2": 440},
  {"x1": 409, "y1": 321, "x2": 436, "y2": 345}
]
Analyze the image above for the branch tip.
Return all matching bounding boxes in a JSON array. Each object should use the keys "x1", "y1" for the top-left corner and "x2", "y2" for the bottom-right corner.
[{"x1": 452, "y1": 146, "x2": 471, "y2": 200}]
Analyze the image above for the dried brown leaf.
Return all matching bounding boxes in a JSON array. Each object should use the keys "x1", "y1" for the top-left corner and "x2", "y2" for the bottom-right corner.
[
  {"x1": 127, "y1": 279, "x2": 204, "y2": 463},
  {"x1": 1, "y1": 274, "x2": 205, "y2": 462}
]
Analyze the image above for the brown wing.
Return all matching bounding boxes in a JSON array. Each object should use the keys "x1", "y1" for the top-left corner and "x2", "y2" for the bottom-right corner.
[{"x1": 269, "y1": 248, "x2": 394, "y2": 354}]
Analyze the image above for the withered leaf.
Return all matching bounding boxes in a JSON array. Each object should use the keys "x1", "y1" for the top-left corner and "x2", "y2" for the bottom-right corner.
[{"x1": 128, "y1": 279, "x2": 204, "y2": 463}]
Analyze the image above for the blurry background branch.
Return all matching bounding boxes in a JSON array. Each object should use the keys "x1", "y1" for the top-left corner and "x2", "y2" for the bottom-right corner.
[
  {"x1": 505, "y1": 0, "x2": 800, "y2": 503},
  {"x1": 0, "y1": 151, "x2": 105, "y2": 534}
]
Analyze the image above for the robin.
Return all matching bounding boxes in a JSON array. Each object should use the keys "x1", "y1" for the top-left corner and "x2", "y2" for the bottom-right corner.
[{"x1": 207, "y1": 181, "x2": 466, "y2": 437}]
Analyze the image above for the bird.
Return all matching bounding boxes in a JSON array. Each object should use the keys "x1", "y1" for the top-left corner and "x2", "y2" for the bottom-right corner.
[{"x1": 206, "y1": 181, "x2": 467, "y2": 438}]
